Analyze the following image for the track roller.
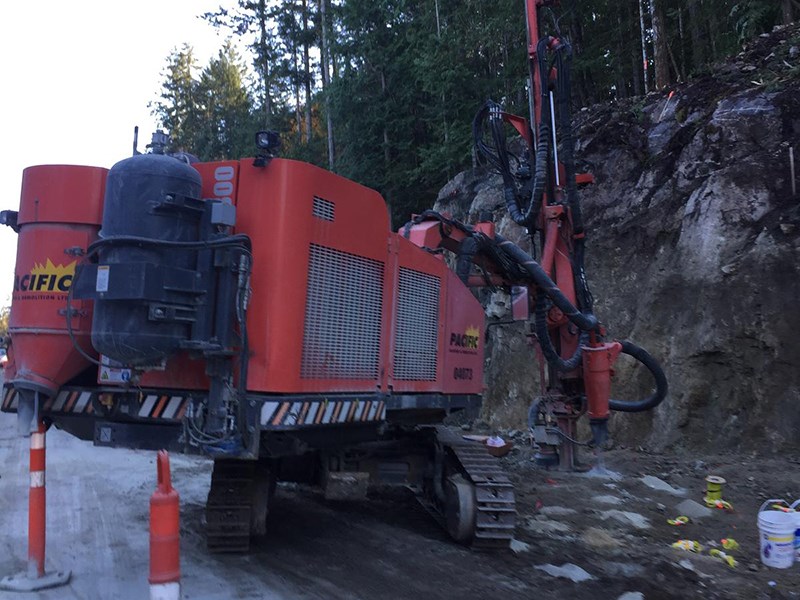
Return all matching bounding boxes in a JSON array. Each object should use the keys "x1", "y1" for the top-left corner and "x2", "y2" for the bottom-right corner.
[{"x1": 444, "y1": 474, "x2": 477, "y2": 544}]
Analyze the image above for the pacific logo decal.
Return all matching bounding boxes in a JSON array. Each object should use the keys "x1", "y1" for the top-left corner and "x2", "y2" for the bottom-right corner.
[
  {"x1": 450, "y1": 325, "x2": 480, "y2": 353},
  {"x1": 14, "y1": 259, "x2": 76, "y2": 298}
]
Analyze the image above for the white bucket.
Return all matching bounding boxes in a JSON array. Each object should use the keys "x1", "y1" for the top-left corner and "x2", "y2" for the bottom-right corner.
[
  {"x1": 758, "y1": 499, "x2": 796, "y2": 569},
  {"x1": 791, "y1": 499, "x2": 800, "y2": 562}
]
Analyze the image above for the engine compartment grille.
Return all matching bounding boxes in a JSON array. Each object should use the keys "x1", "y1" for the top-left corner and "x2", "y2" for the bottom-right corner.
[
  {"x1": 301, "y1": 244, "x2": 383, "y2": 379},
  {"x1": 393, "y1": 268, "x2": 439, "y2": 381}
]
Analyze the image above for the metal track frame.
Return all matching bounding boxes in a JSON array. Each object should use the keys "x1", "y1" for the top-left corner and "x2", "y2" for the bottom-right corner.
[{"x1": 431, "y1": 426, "x2": 517, "y2": 549}]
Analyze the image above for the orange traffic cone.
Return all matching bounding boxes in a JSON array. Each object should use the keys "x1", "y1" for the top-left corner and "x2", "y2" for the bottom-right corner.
[{"x1": 149, "y1": 450, "x2": 180, "y2": 600}]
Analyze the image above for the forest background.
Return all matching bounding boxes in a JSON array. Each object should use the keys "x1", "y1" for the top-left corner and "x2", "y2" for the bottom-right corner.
[{"x1": 151, "y1": 0, "x2": 799, "y2": 226}]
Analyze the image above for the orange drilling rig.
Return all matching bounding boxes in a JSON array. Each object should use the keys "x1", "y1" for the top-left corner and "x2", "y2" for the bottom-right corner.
[{"x1": 0, "y1": 0, "x2": 666, "y2": 553}]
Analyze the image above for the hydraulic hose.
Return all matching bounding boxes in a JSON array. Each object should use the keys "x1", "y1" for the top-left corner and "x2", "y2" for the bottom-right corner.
[
  {"x1": 473, "y1": 99, "x2": 547, "y2": 230},
  {"x1": 455, "y1": 237, "x2": 479, "y2": 284},
  {"x1": 608, "y1": 340, "x2": 669, "y2": 412},
  {"x1": 534, "y1": 292, "x2": 588, "y2": 371},
  {"x1": 554, "y1": 38, "x2": 584, "y2": 236},
  {"x1": 495, "y1": 234, "x2": 598, "y2": 333},
  {"x1": 505, "y1": 36, "x2": 554, "y2": 230},
  {"x1": 507, "y1": 120, "x2": 548, "y2": 228},
  {"x1": 88, "y1": 233, "x2": 252, "y2": 253},
  {"x1": 571, "y1": 238, "x2": 594, "y2": 313}
]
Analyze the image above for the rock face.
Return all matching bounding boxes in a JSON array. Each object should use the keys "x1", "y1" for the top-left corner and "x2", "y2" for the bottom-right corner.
[{"x1": 433, "y1": 25, "x2": 800, "y2": 452}]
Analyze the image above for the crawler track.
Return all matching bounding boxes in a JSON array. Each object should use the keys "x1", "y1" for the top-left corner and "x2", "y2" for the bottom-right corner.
[
  {"x1": 205, "y1": 459, "x2": 258, "y2": 552},
  {"x1": 434, "y1": 426, "x2": 517, "y2": 549}
]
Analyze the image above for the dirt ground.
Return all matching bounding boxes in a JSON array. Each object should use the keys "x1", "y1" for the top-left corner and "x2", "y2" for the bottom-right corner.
[{"x1": 1, "y1": 414, "x2": 799, "y2": 599}]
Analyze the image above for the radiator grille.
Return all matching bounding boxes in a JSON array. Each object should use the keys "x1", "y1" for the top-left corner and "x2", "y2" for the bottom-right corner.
[
  {"x1": 312, "y1": 196, "x2": 335, "y2": 221},
  {"x1": 393, "y1": 268, "x2": 440, "y2": 381},
  {"x1": 301, "y1": 244, "x2": 383, "y2": 379}
]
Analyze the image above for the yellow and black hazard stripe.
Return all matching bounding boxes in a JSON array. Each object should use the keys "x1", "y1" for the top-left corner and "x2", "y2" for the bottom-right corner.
[{"x1": 260, "y1": 398, "x2": 386, "y2": 428}]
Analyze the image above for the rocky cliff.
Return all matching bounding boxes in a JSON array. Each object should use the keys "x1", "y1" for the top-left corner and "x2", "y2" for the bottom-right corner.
[{"x1": 434, "y1": 24, "x2": 800, "y2": 452}]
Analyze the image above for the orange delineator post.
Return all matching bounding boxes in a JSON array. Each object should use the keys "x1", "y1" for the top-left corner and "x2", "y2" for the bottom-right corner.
[
  {"x1": 28, "y1": 420, "x2": 47, "y2": 579},
  {"x1": 0, "y1": 414, "x2": 70, "y2": 593},
  {"x1": 149, "y1": 450, "x2": 180, "y2": 600}
]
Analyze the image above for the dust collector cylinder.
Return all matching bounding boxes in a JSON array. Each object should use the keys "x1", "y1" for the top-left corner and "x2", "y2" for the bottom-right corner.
[
  {"x1": 9, "y1": 165, "x2": 107, "y2": 395},
  {"x1": 91, "y1": 153, "x2": 203, "y2": 365}
]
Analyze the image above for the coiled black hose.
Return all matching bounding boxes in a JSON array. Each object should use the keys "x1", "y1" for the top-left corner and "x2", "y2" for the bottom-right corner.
[
  {"x1": 495, "y1": 234, "x2": 598, "y2": 333},
  {"x1": 506, "y1": 120, "x2": 549, "y2": 229},
  {"x1": 455, "y1": 237, "x2": 479, "y2": 284},
  {"x1": 609, "y1": 340, "x2": 669, "y2": 412},
  {"x1": 534, "y1": 292, "x2": 588, "y2": 371},
  {"x1": 472, "y1": 99, "x2": 547, "y2": 231}
]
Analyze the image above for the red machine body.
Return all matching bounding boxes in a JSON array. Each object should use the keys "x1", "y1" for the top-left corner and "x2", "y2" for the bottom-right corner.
[
  {"x1": 234, "y1": 159, "x2": 483, "y2": 395},
  {"x1": 95, "y1": 159, "x2": 484, "y2": 397},
  {"x1": 9, "y1": 165, "x2": 105, "y2": 396}
]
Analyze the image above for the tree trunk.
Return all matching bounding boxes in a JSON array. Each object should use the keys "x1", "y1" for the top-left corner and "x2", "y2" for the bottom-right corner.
[
  {"x1": 435, "y1": 0, "x2": 448, "y2": 147},
  {"x1": 667, "y1": 38, "x2": 682, "y2": 83},
  {"x1": 678, "y1": 7, "x2": 686, "y2": 80},
  {"x1": 631, "y1": 47, "x2": 642, "y2": 96},
  {"x1": 615, "y1": 5, "x2": 630, "y2": 99},
  {"x1": 292, "y1": 36, "x2": 302, "y2": 145},
  {"x1": 258, "y1": 0, "x2": 271, "y2": 128},
  {"x1": 782, "y1": 0, "x2": 793, "y2": 24},
  {"x1": 639, "y1": 0, "x2": 650, "y2": 94},
  {"x1": 687, "y1": 0, "x2": 704, "y2": 72},
  {"x1": 319, "y1": 0, "x2": 334, "y2": 169},
  {"x1": 381, "y1": 71, "x2": 390, "y2": 165},
  {"x1": 630, "y1": 5, "x2": 642, "y2": 96},
  {"x1": 649, "y1": 0, "x2": 670, "y2": 89},
  {"x1": 302, "y1": 0, "x2": 312, "y2": 145},
  {"x1": 707, "y1": 0, "x2": 719, "y2": 63},
  {"x1": 569, "y1": 17, "x2": 590, "y2": 105}
]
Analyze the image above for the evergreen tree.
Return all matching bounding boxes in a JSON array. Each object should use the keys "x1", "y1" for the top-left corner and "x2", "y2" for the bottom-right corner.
[
  {"x1": 153, "y1": 0, "x2": 797, "y2": 224},
  {"x1": 203, "y1": 1, "x2": 281, "y2": 129},
  {"x1": 151, "y1": 44, "x2": 201, "y2": 152},
  {"x1": 194, "y1": 41, "x2": 255, "y2": 160}
]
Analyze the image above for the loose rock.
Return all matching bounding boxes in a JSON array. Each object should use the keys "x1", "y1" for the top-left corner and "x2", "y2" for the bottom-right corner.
[
  {"x1": 674, "y1": 499, "x2": 713, "y2": 520},
  {"x1": 592, "y1": 494, "x2": 624, "y2": 506},
  {"x1": 581, "y1": 527, "x2": 622, "y2": 551},
  {"x1": 601, "y1": 510, "x2": 651, "y2": 530},
  {"x1": 535, "y1": 563, "x2": 595, "y2": 583},
  {"x1": 641, "y1": 475, "x2": 686, "y2": 496},
  {"x1": 509, "y1": 539, "x2": 531, "y2": 554},
  {"x1": 539, "y1": 506, "x2": 578, "y2": 517}
]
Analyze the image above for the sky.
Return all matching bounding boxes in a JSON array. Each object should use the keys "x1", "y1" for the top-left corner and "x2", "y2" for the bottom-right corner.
[{"x1": 0, "y1": 0, "x2": 239, "y2": 304}]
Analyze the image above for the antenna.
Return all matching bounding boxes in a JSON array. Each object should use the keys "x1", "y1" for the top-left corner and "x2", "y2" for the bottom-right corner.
[{"x1": 133, "y1": 126, "x2": 140, "y2": 156}]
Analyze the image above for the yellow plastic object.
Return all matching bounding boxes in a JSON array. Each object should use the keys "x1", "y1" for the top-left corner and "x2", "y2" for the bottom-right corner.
[
  {"x1": 704, "y1": 498, "x2": 734, "y2": 511},
  {"x1": 710, "y1": 548, "x2": 737, "y2": 568},
  {"x1": 721, "y1": 538, "x2": 739, "y2": 551},
  {"x1": 671, "y1": 540, "x2": 702, "y2": 552},
  {"x1": 705, "y1": 475, "x2": 725, "y2": 503},
  {"x1": 667, "y1": 516, "x2": 690, "y2": 526}
]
